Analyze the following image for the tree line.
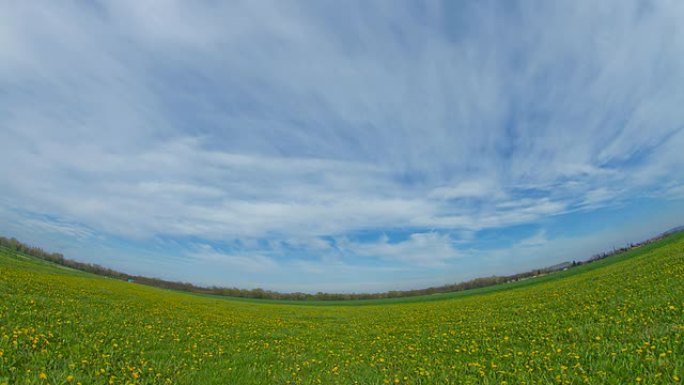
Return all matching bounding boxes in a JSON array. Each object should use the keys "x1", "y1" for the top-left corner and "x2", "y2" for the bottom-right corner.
[{"x1": 0, "y1": 229, "x2": 677, "y2": 301}]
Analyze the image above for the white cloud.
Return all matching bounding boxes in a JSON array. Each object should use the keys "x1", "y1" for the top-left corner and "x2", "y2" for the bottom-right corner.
[
  {"x1": 190, "y1": 245, "x2": 279, "y2": 273},
  {"x1": 428, "y1": 180, "x2": 503, "y2": 200},
  {"x1": 1, "y1": 1, "x2": 684, "y2": 289},
  {"x1": 341, "y1": 232, "x2": 460, "y2": 267},
  {"x1": 517, "y1": 230, "x2": 549, "y2": 248}
]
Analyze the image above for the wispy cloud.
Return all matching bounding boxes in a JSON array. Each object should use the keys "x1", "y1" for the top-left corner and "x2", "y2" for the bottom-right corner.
[
  {"x1": 190, "y1": 244, "x2": 279, "y2": 274},
  {"x1": 517, "y1": 230, "x2": 548, "y2": 248},
  {"x1": 1, "y1": 0, "x2": 684, "y2": 291},
  {"x1": 340, "y1": 232, "x2": 460, "y2": 267}
]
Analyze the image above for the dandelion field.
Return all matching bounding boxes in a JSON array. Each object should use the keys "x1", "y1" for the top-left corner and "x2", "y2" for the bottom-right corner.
[{"x1": 1, "y1": 233, "x2": 683, "y2": 385}]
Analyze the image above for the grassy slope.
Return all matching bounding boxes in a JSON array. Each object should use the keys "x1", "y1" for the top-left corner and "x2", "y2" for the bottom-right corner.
[{"x1": 1, "y1": 232, "x2": 683, "y2": 385}]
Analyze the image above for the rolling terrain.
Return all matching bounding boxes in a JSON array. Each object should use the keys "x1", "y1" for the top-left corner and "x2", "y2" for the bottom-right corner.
[{"x1": 1, "y1": 232, "x2": 683, "y2": 385}]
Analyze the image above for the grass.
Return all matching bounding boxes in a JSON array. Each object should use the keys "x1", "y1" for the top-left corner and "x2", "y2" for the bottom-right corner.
[{"x1": 1, "y1": 232, "x2": 683, "y2": 384}]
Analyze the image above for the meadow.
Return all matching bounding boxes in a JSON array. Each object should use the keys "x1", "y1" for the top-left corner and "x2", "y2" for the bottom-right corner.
[{"x1": 1, "y1": 233, "x2": 683, "y2": 385}]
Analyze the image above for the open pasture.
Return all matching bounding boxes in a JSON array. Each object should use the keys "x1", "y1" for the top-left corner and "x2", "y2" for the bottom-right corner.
[{"x1": 1, "y1": 234, "x2": 683, "y2": 385}]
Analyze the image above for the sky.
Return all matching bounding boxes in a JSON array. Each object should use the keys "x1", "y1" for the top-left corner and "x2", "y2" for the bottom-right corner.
[{"x1": 1, "y1": 0, "x2": 684, "y2": 293}]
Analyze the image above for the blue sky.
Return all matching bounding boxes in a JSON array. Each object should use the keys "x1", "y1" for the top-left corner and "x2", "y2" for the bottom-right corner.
[{"x1": 1, "y1": 1, "x2": 684, "y2": 292}]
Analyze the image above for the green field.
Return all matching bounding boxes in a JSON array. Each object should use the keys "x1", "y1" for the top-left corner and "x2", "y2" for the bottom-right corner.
[{"x1": 1, "y1": 233, "x2": 683, "y2": 385}]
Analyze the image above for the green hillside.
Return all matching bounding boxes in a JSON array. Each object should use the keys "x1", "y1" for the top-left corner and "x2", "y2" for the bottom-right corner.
[{"x1": 1, "y1": 233, "x2": 683, "y2": 385}]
